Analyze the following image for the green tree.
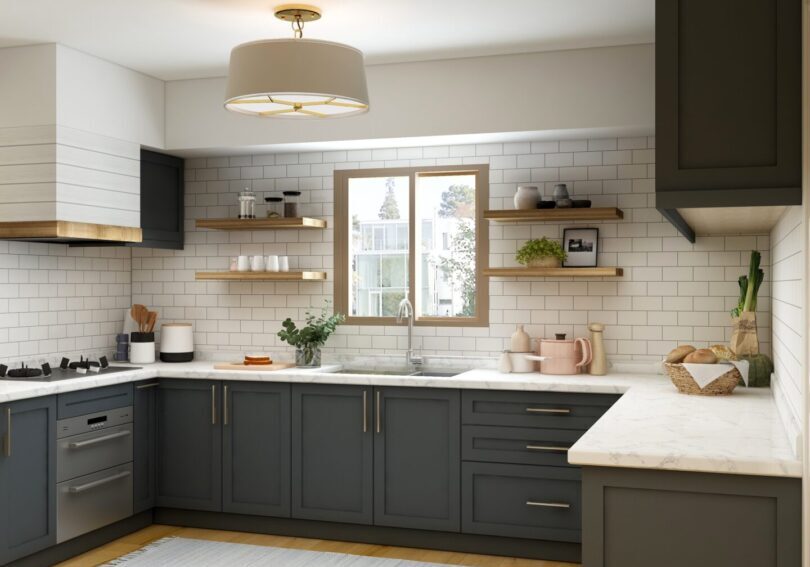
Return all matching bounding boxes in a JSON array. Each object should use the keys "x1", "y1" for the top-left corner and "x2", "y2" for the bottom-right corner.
[
  {"x1": 378, "y1": 177, "x2": 401, "y2": 219},
  {"x1": 438, "y1": 184, "x2": 474, "y2": 219},
  {"x1": 438, "y1": 221, "x2": 476, "y2": 316}
]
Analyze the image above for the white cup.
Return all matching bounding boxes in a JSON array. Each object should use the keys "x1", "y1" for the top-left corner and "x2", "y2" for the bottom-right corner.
[
  {"x1": 279, "y1": 256, "x2": 289, "y2": 272},
  {"x1": 250, "y1": 255, "x2": 265, "y2": 272},
  {"x1": 266, "y1": 255, "x2": 279, "y2": 272},
  {"x1": 237, "y1": 255, "x2": 250, "y2": 272}
]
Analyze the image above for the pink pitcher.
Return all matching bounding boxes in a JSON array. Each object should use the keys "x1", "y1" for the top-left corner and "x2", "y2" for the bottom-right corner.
[{"x1": 537, "y1": 334, "x2": 592, "y2": 375}]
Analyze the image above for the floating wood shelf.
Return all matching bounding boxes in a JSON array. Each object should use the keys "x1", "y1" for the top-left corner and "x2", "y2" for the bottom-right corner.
[
  {"x1": 483, "y1": 267, "x2": 624, "y2": 277},
  {"x1": 195, "y1": 271, "x2": 327, "y2": 281},
  {"x1": 483, "y1": 208, "x2": 624, "y2": 222},
  {"x1": 196, "y1": 217, "x2": 327, "y2": 230}
]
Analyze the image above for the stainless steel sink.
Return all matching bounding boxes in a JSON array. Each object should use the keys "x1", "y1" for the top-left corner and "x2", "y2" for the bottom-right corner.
[{"x1": 333, "y1": 368, "x2": 461, "y2": 378}]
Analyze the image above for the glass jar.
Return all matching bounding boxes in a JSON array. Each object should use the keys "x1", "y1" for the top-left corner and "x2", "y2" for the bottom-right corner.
[
  {"x1": 283, "y1": 191, "x2": 301, "y2": 218},
  {"x1": 265, "y1": 196, "x2": 283, "y2": 218},
  {"x1": 238, "y1": 189, "x2": 256, "y2": 219},
  {"x1": 295, "y1": 345, "x2": 321, "y2": 368}
]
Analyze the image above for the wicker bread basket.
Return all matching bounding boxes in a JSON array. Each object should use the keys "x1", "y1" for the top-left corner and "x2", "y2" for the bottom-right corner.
[{"x1": 664, "y1": 363, "x2": 741, "y2": 395}]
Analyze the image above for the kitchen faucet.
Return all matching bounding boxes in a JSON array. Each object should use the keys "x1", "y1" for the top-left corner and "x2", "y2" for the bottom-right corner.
[{"x1": 396, "y1": 297, "x2": 423, "y2": 367}]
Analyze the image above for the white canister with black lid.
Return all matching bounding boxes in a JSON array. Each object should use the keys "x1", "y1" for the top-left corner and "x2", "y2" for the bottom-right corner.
[
  {"x1": 130, "y1": 332, "x2": 156, "y2": 364},
  {"x1": 160, "y1": 323, "x2": 194, "y2": 362}
]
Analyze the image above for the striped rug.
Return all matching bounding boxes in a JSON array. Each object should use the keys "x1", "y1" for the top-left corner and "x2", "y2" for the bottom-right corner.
[{"x1": 105, "y1": 537, "x2": 452, "y2": 566}]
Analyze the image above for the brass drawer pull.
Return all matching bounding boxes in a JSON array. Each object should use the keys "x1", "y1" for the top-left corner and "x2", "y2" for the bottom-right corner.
[
  {"x1": 525, "y1": 407, "x2": 570, "y2": 414},
  {"x1": 136, "y1": 382, "x2": 159, "y2": 390},
  {"x1": 223, "y1": 385, "x2": 229, "y2": 426},
  {"x1": 525, "y1": 444, "x2": 569, "y2": 452},
  {"x1": 526, "y1": 500, "x2": 570, "y2": 509},
  {"x1": 211, "y1": 385, "x2": 216, "y2": 425},
  {"x1": 375, "y1": 391, "x2": 381, "y2": 434}
]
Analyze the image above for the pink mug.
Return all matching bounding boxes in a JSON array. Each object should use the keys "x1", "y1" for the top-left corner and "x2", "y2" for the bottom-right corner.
[{"x1": 537, "y1": 336, "x2": 592, "y2": 375}]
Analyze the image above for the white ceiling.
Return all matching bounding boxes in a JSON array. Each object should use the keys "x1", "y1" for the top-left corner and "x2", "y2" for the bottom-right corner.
[{"x1": 0, "y1": 0, "x2": 654, "y2": 81}]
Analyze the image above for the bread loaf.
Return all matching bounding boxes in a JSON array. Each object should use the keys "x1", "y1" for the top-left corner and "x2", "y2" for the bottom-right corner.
[
  {"x1": 665, "y1": 345, "x2": 696, "y2": 364},
  {"x1": 710, "y1": 344, "x2": 737, "y2": 361},
  {"x1": 683, "y1": 349, "x2": 717, "y2": 364}
]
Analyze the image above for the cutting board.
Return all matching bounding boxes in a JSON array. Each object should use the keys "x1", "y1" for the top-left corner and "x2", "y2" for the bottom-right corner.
[{"x1": 213, "y1": 362, "x2": 296, "y2": 371}]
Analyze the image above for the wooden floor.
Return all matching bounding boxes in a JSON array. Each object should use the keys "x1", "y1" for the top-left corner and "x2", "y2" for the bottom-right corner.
[{"x1": 56, "y1": 525, "x2": 579, "y2": 567}]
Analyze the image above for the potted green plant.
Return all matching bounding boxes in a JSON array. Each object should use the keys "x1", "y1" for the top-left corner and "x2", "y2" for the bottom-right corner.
[
  {"x1": 278, "y1": 301, "x2": 345, "y2": 367},
  {"x1": 516, "y1": 237, "x2": 567, "y2": 268}
]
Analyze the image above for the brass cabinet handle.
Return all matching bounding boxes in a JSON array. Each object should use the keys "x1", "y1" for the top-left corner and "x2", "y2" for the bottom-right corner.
[
  {"x1": 362, "y1": 390, "x2": 368, "y2": 433},
  {"x1": 526, "y1": 500, "x2": 570, "y2": 509},
  {"x1": 223, "y1": 385, "x2": 229, "y2": 426},
  {"x1": 136, "y1": 382, "x2": 159, "y2": 389},
  {"x1": 375, "y1": 390, "x2": 381, "y2": 434},
  {"x1": 526, "y1": 444, "x2": 569, "y2": 452},
  {"x1": 211, "y1": 385, "x2": 216, "y2": 425},
  {"x1": 4, "y1": 407, "x2": 10, "y2": 458},
  {"x1": 525, "y1": 407, "x2": 571, "y2": 414}
]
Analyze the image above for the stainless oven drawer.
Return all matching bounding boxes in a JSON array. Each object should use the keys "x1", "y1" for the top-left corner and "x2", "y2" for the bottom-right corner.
[
  {"x1": 57, "y1": 463, "x2": 133, "y2": 543},
  {"x1": 57, "y1": 423, "x2": 133, "y2": 482}
]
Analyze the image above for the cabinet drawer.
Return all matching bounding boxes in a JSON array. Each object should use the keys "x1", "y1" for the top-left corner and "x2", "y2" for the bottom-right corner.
[
  {"x1": 58, "y1": 384, "x2": 133, "y2": 419},
  {"x1": 462, "y1": 390, "x2": 618, "y2": 430},
  {"x1": 463, "y1": 426, "x2": 581, "y2": 467},
  {"x1": 462, "y1": 462, "x2": 581, "y2": 542}
]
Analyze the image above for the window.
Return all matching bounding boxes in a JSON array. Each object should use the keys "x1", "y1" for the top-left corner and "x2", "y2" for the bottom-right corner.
[{"x1": 335, "y1": 165, "x2": 488, "y2": 326}]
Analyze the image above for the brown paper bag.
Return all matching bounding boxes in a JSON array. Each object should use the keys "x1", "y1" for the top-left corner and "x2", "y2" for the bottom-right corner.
[{"x1": 730, "y1": 312, "x2": 759, "y2": 355}]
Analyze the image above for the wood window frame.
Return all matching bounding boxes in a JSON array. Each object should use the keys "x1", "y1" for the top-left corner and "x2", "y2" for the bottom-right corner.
[{"x1": 334, "y1": 164, "x2": 489, "y2": 327}]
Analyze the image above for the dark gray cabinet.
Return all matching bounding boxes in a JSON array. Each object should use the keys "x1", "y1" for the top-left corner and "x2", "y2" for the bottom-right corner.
[
  {"x1": 0, "y1": 396, "x2": 57, "y2": 565},
  {"x1": 582, "y1": 466, "x2": 801, "y2": 567},
  {"x1": 156, "y1": 379, "x2": 221, "y2": 511},
  {"x1": 223, "y1": 382, "x2": 291, "y2": 517},
  {"x1": 374, "y1": 387, "x2": 460, "y2": 532},
  {"x1": 133, "y1": 381, "x2": 159, "y2": 514},
  {"x1": 655, "y1": 0, "x2": 802, "y2": 241},
  {"x1": 135, "y1": 149, "x2": 184, "y2": 250},
  {"x1": 291, "y1": 384, "x2": 373, "y2": 524}
]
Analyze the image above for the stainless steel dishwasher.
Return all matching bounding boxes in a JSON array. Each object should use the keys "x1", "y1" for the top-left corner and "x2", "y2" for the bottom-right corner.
[{"x1": 56, "y1": 405, "x2": 134, "y2": 543}]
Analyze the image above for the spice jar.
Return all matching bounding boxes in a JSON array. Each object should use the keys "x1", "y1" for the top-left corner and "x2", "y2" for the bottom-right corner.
[
  {"x1": 265, "y1": 196, "x2": 283, "y2": 218},
  {"x1": 238, "y1": 189, "x2": 256, "y2": 219},
  {"x1": 283, "y1": 191, "x2": 301, "y2": 218}
]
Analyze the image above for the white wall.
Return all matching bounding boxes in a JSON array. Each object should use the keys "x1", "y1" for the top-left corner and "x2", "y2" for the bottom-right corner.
[
  {"x1": 770, "y1": 206, "x2": 805, "y2": 452},
  {"x1": 131, "y1": 135, "x2": 772, "y2": 362},
  {"x1": 165, "y1": 44, "x2": 654, "y2": 153},
  {"x1": 55, "y1": 44, "x2": 165, "y2": 149},
  {"x1": 0, "y1": 44, "x2": 56, "y2": 127}
]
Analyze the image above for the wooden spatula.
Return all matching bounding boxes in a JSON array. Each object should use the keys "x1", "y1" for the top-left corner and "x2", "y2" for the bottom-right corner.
[
  {"x1": 146, "y1": 311, "x2": 157, "y2": 333},
  {"x1": 131, "y1": 304, "x2": 147, "y2": 332}
]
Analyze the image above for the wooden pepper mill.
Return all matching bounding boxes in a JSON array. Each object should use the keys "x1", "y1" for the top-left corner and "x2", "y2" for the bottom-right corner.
[{"x1": 588, "y1": 322, "x2": 608, "y2": 375}]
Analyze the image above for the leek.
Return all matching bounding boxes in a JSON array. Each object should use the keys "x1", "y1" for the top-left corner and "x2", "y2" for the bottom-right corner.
[{"x1": 742, "y1": 251, "x2": 763, "y2": 313}]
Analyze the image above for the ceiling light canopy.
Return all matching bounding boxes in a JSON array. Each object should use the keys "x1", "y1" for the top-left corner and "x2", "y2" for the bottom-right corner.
[{"x1": 224, "y1": 5, "x2": 370, "y2": 119}]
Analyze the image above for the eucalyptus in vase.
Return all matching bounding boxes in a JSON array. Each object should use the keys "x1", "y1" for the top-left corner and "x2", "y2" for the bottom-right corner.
[{"x1": 278, "y1": 301, "x2": 345, "y2": 367}]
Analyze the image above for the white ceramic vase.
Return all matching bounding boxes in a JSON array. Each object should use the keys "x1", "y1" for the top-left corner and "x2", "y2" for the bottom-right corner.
[{"x1": 514, "y1": 185, "x2": 540, "y2": 210}]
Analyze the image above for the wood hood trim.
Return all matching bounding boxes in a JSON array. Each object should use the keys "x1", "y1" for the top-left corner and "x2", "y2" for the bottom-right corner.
[{"x1": 0, "y1": 221, "x2": 143, "y2": 243}]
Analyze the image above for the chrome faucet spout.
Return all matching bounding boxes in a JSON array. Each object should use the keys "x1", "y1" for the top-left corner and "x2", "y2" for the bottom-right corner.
[{"x1": 396, "y1": 298, "x2": 422, "y2": 366}]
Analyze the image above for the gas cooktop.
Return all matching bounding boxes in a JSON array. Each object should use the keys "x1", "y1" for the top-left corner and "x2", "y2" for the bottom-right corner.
[{"x1": 0, "y1": 356, "x2": 141, "y2": 382}]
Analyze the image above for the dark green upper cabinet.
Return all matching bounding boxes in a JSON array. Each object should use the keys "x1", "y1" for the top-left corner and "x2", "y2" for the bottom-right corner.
[
  {"x1": 655, "y1": 0, "x2": 802, "y2": 241},
  {"x1": 135, "y1": 149, "x2": 184, "y2": 250}
]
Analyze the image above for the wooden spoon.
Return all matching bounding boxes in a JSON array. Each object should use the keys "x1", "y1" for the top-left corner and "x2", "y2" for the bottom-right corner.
[
  {"x1": 131, "y1": 304, "x2": 146, "y2": 332},
  {"x1": 146, "y1": 311, "x2": 157, "y2": 333}
]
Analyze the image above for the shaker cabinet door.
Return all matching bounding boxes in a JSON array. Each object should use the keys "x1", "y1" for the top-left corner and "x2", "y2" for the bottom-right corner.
[{"x1": 291, "y1": 384, "x2": 373, "y2": 524}]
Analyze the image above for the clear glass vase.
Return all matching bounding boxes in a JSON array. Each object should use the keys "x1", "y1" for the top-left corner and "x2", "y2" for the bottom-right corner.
[{"x1": 295, "y1": 346, "x2": 322, "y2": 368}]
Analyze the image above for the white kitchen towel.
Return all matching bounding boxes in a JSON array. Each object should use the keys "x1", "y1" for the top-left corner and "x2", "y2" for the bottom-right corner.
[{"x1": 681, "y1": 360, "x2": 749, "y2": 389}]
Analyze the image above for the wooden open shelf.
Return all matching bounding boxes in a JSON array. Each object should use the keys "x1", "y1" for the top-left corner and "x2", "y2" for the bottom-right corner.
[
  {"x1": 483, "y1": 208, "x2": 624, "y2": 222},
  {"x1": 195, "y1": 271, "x2": 327, "y2": 281},
  {"x1": 483, "y1": 267, "x2": 624, "y2": 277},
  {"x1": 196, "y1": 217, "x2": 327, "y2": 230}
]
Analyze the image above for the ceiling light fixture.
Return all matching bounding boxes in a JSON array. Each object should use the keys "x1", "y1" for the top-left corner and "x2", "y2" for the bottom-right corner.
[{"x1": 224, "y1": 4, "x2": 370, "y2": 118}]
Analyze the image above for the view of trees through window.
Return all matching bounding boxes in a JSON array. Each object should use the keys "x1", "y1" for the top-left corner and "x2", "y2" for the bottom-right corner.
[{"x1": 346, "y1": 171, "x2": 478, "y2": 319}]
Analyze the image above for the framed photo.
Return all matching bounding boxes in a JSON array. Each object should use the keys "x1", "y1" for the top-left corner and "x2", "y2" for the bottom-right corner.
[{"x1": 562, "y1": 228, "x2": 599, "y2": 267}]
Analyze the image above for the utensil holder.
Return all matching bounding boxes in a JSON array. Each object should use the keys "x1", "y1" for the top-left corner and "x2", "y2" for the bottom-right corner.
[{"x1": 130, "y1": 332, "x2": 156, "y2": 364}]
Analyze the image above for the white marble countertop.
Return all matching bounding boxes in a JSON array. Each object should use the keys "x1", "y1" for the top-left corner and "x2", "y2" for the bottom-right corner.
[{"x1": 0, "y1": 362, "x2": 800, "y2": 478}]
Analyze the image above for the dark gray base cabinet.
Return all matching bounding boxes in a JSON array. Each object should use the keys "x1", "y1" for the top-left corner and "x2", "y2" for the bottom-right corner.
[
  {"x1": 223, "y1": 382, "x2": 291, "y2": 517},
  {"x1": 291, "y1": 384, "x2": 373, "y2": 524},
  {"x1": 0, "y1": 396, "x2": 57, "y2": 565},
  {"x1": 374, "y1": 388, "x2": 460, "y2": 532},
  {"x1": 156, "y1": 380, "x2": 222, "y2": 512},
  {"x1": 133, "y1": 381, "x2": 159, "y2": 514},
  {"x1": 582, "y1": 466, "x2": 801, "y2": 567}
]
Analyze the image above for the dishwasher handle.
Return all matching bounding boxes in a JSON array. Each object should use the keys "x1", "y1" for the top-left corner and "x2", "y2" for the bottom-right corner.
[
  {"x1": 68, "y1": 470, "x2": 132, "y2": 494},
  {"x1": 68, "y1": 429, "x2": 131, "y2": 449}
]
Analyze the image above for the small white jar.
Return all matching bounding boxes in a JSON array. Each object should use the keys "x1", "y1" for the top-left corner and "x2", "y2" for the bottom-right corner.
[
  {"x1": 130, "y1": 332, "x2": 155, "y2": 364},
  {"x1": 514, "y1": 185, "x2": 541, "y2": 210}
]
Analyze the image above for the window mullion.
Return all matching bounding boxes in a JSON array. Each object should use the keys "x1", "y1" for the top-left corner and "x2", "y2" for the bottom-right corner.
[{"x1": 408, "y1": 170, "x2": 417, "y2": 317}]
